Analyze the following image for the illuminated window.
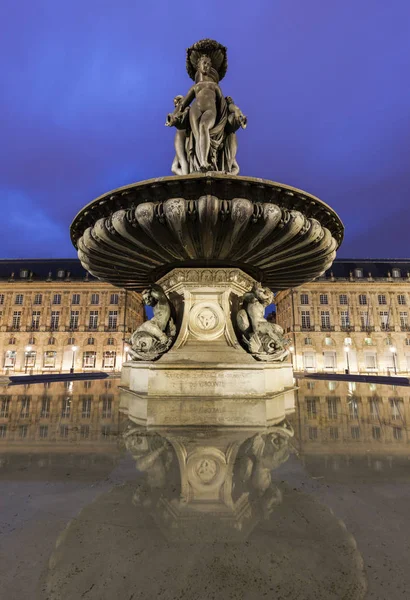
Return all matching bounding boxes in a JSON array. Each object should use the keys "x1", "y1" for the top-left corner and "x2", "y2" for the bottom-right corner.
[
  {"x1": 301, "y1": 311, "x2": 311, "y2": 329},
  {"x1": 83, "y1": 351, "x2": 96, "y2": 368},
  {"x1": 340, "y1": 310, "x2": 350, "y2": 327},
  {"x1": 108, "y1": 311, "x2": 118, "y2": 330},
  {"x1": 321, "y1": 311, "x2": 331, "y2": 329},
  {"x1": 69, "y1": 310, "x2": 79, "y2": 330},
  {"x1": 44, "y1": 351, "x2": 56, "y2": 368},
  {"x1": 354, "y1": 269, "x2": 363, "y2": 278},
  {"x1": 15, "y1": 294, "x2": 24, "y2": 305},
  {"x1": 4, "y1": 351, "x2": 16, "y2": 368},
  {"x1": 89, "y1": 311, "x2": 98, "y2": 330},
  {"x1": 398, "y1": 294, "x2": 406, "y2": 305},
  {"x1": 392, "y1": 269, "x2": 401, "y2": 278},
  {"x1": 103, "y1": 351, "x2": 116, "y2": 368},
  {"x1": 319, "y1": 294, "x2": 328, "y2": 305},
  {"x1": 300, "y1": 293, "x2": 309, "y2": 305}
]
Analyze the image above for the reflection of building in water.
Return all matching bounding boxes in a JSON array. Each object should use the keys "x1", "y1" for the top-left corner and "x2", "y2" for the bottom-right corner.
[
  {"x1": 123, "y1": 421, "x2": 294, "y2": 542},
  {"x1": 0, "y1": 378, "x2": 126, "y2": 450},
  {"x1": 276, "y1": 259, "x2": 410, "y2": 374},
  {"x1": 292, "y1": 378, "x2": 410, "y2": 479},
  {"x1": 0, "y1": 259, "x2": 143, "y2": 373}
]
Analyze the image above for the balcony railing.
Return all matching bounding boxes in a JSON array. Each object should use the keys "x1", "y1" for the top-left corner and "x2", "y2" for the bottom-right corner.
[
  {"x1": 361, "y1": 325, "x2": 375, "y2": 332},
  {"x1": 320, "y1": 325, "x2": 334, "y2": 331},
  {"x1": 340, "y1": 325, "x2": 352, "y2": 332},
  {"x1": 400, "y1": 325, "x2": 410, "y2": 331},
  {"x1": 104, "y1": 325, "x2": 118, "y2": 332},
  {"x1": 380, "y1": 324, "x2": 392, "y2": 331},
  {"x1": 301, "y1": 325, "x2": 314, "y2": 331},
  {"x1": 7, "y1": 325, "x2": 21, "y2": 331}
]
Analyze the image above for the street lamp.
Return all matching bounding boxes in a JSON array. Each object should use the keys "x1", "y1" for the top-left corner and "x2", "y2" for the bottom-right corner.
[
  {"x1": 24, "y1": 345, "x2": 32, "y2": 374},
  {"x1": 389, "y1": 346, "x2": 397, "y2": 375},
  {"x1": 343, "y1": 345, "x2": 350, "y2": 374},
  {"x1": 70, "y1": 345, "x2": 78, "y2": 374}
]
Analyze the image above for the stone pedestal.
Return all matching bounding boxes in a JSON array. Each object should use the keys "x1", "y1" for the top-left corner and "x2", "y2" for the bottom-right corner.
[{"x1": 120, "y1": 268, "x2": 296, "y2": 427}]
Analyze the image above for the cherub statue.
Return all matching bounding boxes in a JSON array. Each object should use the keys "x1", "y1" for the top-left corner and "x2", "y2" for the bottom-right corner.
[
  {"x1": 166, "y1": 95, "x2": 190, "y2": 175},
  {"x1": 166, "y1": 39, "x2": 247, "y2": 174},
  {"x1": 236, "y1": 283, "x2": 290, "y2": 361},
  {"x1": 128, "y1": 284, "x2": 176, "y2": 361},
  {"x1": 224, "y1": 96, "x2": 247, "y2": 175}
]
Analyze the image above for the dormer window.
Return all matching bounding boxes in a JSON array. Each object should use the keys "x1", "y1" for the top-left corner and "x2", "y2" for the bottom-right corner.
[
  {"x1": 392, "y1": 268, "x2": 401, "y2": 278},
  {"x1": 354, "y1": 269, "x2": 363, "y2": 278},
  {"x1": 20, "y1": 269, "x2": 29, "y2": 278},
  {"x1": 57, "y1": 269, "x2": 65, "y2": 278}
]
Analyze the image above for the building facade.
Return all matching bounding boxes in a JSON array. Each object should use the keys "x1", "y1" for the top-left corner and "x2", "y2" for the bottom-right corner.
[
  {"x1": 0, "y1": 259, "x2": 143, "y2": 373},
  {"x1": 276, "y1": 259, "x2": 410, "y2": 374}
]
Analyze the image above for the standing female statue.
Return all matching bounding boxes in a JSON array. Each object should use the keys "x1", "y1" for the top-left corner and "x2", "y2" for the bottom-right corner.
[{"x1": 166, "y1": 39, "x2": 246, "y2": 175}]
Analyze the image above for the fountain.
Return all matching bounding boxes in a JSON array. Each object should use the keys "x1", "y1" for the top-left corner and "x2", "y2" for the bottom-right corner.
[{"x1": 70, "y1": 39, "x2": 343, "y2": 426}]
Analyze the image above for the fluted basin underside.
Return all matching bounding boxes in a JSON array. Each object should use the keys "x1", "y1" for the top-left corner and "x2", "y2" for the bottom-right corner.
[{"x1": 70, "y1": 173, "x2": 343, "y2": 291}]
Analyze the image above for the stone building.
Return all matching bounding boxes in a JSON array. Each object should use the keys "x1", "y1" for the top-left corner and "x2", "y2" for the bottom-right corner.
[
  {"x1": 0, "y1": 259, "x2": 143, "y2": 373},
  {"x1": 276, "y1": 259, "x2": 410, "y2": 374}
]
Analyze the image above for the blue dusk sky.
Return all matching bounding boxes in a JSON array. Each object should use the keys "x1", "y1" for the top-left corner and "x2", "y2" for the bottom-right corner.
[{"x1": 0, "y1": 0, "x2": 409, "y2": 259}]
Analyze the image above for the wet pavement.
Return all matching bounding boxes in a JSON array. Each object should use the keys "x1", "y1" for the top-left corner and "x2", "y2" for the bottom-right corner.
[{"x1": 1, "y1": 377, "x2": 409, "y2": 599}]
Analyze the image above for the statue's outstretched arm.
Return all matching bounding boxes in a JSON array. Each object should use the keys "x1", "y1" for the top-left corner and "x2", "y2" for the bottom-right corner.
[{"x1": 179, "y1": 86, "x2": 196, "y2": 111}]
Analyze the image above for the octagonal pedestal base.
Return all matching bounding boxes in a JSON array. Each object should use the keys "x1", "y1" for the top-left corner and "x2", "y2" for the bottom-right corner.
[{"x1": 120, "y1": 268, "x2": 296, "y2": 427}]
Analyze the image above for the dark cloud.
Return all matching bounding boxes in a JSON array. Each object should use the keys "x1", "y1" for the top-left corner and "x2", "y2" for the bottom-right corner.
[{"x1": 1, "y1": 0, "x2": 409, "y2": 258}]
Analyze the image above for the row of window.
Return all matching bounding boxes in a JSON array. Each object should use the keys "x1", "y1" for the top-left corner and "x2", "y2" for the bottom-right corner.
[
  {"x1": 302, "y1": 349, "x2": 407, "y2": 371},
  {"x1": 300, "y1": 309, "x2": 408, "y2": 329},
  {"x1": 4, "y1": 350, "x2": 118, "y2": 369},
  {"x1": 9, "y1": 309, "x2": 119, "y2": 330},
  {"x1": 0, "y1": 424, "x2": 113, "y2": 440},
  {"x1": 305, "y1": 396, "x2": 404, "y2": 420},
  {"x1": 0, "y1": 396, "x2": 113, "y2": 419},
  {"x1": 0, "y1": 293, "x2": 119, "y2": 306},
  {"x1": 6, "y1": 336, "x2": 117, "y2": 346},
  {"x1": 300, "y1": 293, "x2": 407, "y2": 306},
  {"x1": 307, "y1": 425, "x2": 404, "y2": 441}
]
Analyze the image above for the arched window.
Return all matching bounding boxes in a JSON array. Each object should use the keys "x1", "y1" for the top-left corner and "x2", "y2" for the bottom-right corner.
[
  {"x1": 48, "y1": 337, "x2": 56, "y2": 345},
  {"x1": 67, "y1": 337, "x2": 75, "y2": 345},
  {"x1": 8, "y1": 337, "x2": 16, "y2": 345},
  {"x1": 28, "y1": 336, "x2": 35, "y2": 345},
  {"x1": 107, "y1": 337, "x2": 115, "y2": 346},
  {"x1": 87, "y1": 337, "x2": 95, "y2": 345}
]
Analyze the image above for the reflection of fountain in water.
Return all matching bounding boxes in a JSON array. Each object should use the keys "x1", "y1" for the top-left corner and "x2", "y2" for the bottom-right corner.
[{"x1": 40, "y1": 420, "x2": 367, "y2": 600}]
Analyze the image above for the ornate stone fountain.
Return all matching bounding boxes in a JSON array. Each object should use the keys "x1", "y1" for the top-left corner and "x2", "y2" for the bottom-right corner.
[{"x1": 70, "y1": 39, "x2": 343, "y2": 426}]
